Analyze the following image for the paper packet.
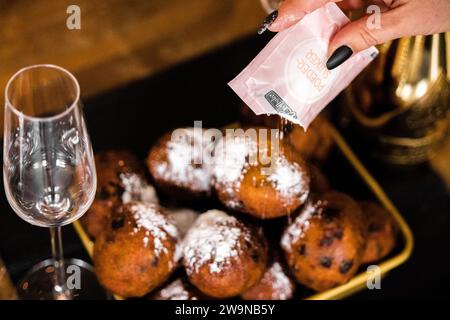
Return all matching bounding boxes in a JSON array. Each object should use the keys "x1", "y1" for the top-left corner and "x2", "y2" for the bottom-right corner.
[{"x1": 229, "y1": 2, "x2": 378, "y2": 129}]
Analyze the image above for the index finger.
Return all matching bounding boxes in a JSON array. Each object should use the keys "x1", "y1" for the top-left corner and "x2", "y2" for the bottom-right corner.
[{"x1": 268, "y1": 0, "x2": 344, "y2": 32}]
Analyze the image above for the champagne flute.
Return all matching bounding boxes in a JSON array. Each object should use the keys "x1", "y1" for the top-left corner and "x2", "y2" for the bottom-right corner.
[{"x1": 3, "y1": 64, "x2": 106, "y2": 299}]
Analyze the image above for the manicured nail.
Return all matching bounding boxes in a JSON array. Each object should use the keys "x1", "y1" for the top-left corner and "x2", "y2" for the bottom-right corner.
[
  {"x1": 258, "y1": 10, "x2": 278, "y2": 35},
  {"x1": 326, "y1": 45, "x2": 353, "y2": 70}
]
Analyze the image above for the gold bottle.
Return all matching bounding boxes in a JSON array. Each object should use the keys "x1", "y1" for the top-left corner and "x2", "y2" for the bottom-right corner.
[{"x1": 343, "y1": 33, "x2": 450, "y2": 166}]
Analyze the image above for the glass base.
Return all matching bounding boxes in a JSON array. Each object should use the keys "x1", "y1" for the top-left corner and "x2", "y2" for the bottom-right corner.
[{"x1": 17, "y1": 258, "x2": 110, "y2": 300}]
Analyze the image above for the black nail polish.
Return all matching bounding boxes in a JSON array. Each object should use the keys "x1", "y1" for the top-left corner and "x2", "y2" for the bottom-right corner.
[
  {"x1": 258, "y1": 10, "x2": 278, "y2": 35},
  {"x1": 326, "y1": 45, "x2": 353, "y2": 70}
]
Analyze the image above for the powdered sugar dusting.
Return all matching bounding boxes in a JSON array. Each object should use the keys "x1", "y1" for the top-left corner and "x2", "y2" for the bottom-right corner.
[
  {"x1": 281, "y1": 200, "x2": 325, "y2": 250},
  {"x1": 155, "y1": 279, "x2": 197, "y2": 300},
  {"x1": 267, "y1": 262, "x2": 294, "y2": 300},
  {"x1": 213, "y1": 135, "x2": 257, "y2": 208},
  {"x1": 213, "y1": 133, "x2": 310, "y2": 210},
  {"x1": 154, "y1": 128, "x2": 213, "y2": 192},
  {"x1": 120, "y1": 173, "x2": 158, "y2": 204},
  {"x1": 130, "y1": 203, "x2": 179, "y2": 262},
  {"x1": 182, "y1": 210, "x2": 251, "y2": 274},
  {"x1": 268, "y1": 156, "x2": 309, "y2": 204}
]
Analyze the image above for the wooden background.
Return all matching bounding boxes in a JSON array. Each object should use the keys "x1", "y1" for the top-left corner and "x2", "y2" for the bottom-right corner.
[
  {"x1": 0, "y1": 0, "x2": 265, "y2": 107},
  {"x1": 0, "y1": 0, "x2": 448, "y2": 188}
]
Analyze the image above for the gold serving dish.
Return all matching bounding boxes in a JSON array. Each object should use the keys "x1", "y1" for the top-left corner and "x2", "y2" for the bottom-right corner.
[{"x1": 73, "y1": 123, "x2": 413, "y2": 300}]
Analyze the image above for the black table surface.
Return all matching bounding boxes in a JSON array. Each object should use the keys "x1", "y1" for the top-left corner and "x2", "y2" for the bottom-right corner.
[{"x1": 1, "y1": 34, "x2": 449, "y2": 300}]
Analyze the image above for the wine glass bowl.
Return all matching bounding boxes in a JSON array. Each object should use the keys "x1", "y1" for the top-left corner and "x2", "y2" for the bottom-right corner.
[
  {"x1": 3, "y1": 65, "x2": 96, "y2": 227},
  {"x1": 3, "y1": 64, "x2": 105, "y2": 299}
]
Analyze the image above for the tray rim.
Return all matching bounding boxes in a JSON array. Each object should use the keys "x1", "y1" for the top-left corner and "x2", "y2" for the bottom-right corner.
[
  {"x1": 306, "y1": 126, "x2": 414, "y2": 300},
  {"x1": 73, "y1": 124, "x2": 414, "y2": 300}
]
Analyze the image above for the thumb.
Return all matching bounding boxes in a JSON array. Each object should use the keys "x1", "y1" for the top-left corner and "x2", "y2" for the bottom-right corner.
[{"x1": 326, "y1": 9, "x2": 405, "y2": 70}]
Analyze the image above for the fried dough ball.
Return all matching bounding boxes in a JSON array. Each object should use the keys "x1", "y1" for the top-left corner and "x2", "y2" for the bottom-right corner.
[
  {"x1": 241, "y1": 259, "x2": 295, "y2": 300},
  {"x1": 94, "y1": 202, "x2": 179, "y2": 298},
  {"x1": 81, "y1": 150, "x2": 158, "y2": 238},
  {"x1": 360, "y1": 201, "x2": 397, "y2": 264},
  {"x1": 182, "y1": 210, "x2": 268, "y2": 298},
  {"x1": 147, "y1": 128, "x2": 215, "y2": 200},
  {"x1": 281, "y1": 192, "x2": 366, "y2": 291},
  {"x1": 213, "y1": 128, "x2": 310, "y2": 219}
]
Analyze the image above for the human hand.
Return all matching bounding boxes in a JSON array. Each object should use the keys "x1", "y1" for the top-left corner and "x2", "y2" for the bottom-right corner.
[{"x1": 258, "y1": 0, "x2": 450, "y2": 69}]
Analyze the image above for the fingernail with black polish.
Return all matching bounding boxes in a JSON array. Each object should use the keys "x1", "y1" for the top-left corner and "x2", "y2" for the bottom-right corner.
[
  {"x1": 258, "y1": 10, "x2": 278, "y2": 35},
  {"x1": 326, "y1": 45, "x2": 353, "y2": 70}
]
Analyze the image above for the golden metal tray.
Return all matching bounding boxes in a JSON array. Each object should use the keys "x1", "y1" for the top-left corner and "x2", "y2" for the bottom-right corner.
[{"x1": 73, "y1": 125, "x2": 414, "y2": 300}]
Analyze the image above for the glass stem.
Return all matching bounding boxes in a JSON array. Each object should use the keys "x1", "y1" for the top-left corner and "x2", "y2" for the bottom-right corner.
[{"x1": 49, "y1": 226, "x2": 67, "y2": 298}]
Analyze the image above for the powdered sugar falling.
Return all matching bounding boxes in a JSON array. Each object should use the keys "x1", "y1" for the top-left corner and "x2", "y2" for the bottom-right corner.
[
  {"x1": 268, "y1": 156, "x2": 309, "y2": 203},
  {"x1": 213, "y1": 135, "x2": 257, "y2": 208}
]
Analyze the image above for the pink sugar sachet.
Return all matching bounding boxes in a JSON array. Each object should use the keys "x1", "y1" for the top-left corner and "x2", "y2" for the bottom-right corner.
[{"x1": 229, "y1": 2, "x2": 378, "y2": 130}]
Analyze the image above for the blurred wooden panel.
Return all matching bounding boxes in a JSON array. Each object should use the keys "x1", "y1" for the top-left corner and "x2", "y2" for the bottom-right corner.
[{"x1": 0, "y1": 0, "x2": 265, "y2": 113}]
